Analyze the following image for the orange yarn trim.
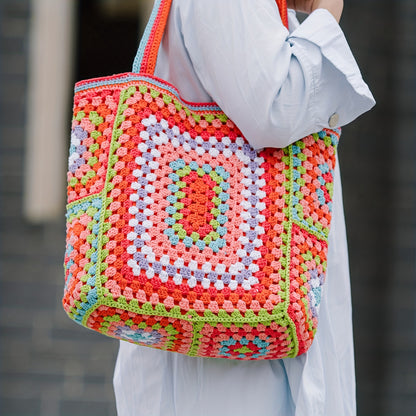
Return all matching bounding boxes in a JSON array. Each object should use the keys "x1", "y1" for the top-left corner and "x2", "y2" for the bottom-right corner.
[
  {"x1": 276, "y1": 0, "x2": 289, "y2": 29},
  {"x1": 140, "y1": 0, "x2": 173, "y2": 75}
]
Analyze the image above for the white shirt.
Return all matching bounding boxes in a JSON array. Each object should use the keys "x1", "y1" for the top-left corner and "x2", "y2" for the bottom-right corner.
[{"x1": 114, "y1": 1, "x2": 375, "y2": 415}]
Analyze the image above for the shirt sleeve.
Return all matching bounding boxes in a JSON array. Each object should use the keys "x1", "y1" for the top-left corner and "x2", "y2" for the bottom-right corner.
[{"x1": 176, "y1": 0, "x2": 375, "y2": 150}]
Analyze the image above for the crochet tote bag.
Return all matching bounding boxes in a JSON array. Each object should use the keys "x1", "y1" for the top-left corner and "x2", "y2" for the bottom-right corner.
[{"x1": 63, "y1": 0, "x2": 340, "y2": 360}]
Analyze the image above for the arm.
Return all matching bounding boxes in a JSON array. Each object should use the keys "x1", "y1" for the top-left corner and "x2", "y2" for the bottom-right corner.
[{"x1": 176, "y1": 0, "x2": 374, "y2": 149}]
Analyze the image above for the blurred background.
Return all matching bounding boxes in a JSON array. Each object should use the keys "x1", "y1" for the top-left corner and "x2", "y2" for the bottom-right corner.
[{"x1": 0, "y1": 0, "x2": 415, "y2": 415}]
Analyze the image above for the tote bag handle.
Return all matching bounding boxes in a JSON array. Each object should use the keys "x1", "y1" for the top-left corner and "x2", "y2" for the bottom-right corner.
[{"x1": 133, "y1": 0, "x2": 289, "y2": 75}]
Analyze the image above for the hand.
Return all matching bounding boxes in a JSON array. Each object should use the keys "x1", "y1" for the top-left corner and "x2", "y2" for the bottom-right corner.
[{"x1": 286, "y1": 0, "x2": 343, "y2": 23}]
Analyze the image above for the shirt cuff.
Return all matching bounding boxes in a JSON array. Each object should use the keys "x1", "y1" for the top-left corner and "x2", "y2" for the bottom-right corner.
[
  {"x1": 287, "y1": 8, "x2": 375, "y2": 129},
  {"x1": 289, "y1": 9, "x2": 374, "y2": 98}
]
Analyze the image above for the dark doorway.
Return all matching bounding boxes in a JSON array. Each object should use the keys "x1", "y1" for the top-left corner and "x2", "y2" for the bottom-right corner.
[{"x1": 75, "y1": 0, "x2": 143, "y2": 82}]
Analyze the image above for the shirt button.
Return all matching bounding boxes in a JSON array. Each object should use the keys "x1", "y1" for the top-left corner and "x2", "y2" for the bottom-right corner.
[{"x1": 328, "y1": 113, "x2": 340, "y2": 128}]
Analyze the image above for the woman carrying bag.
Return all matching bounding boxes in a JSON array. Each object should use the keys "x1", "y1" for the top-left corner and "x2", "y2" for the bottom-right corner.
[{"x1": 112, "y1": 0, "x2": 374, "y2": 415}]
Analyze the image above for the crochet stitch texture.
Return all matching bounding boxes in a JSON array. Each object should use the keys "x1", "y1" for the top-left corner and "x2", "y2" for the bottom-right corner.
[{"x1": 63, "y1": 0, "x2": 339, "y2": 360}]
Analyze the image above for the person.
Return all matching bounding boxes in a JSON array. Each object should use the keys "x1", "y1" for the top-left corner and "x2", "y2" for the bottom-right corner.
[{"x1": 113, "y1": 0, "x2": 375, "y2": 415}]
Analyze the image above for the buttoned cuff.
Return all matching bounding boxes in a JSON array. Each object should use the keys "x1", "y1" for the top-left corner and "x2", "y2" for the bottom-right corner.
[
  {"x1": 288, "y1": 8, "x2": 375, "y2": 129},
  {"x1": 290, "y1": 9, "x2": 374, "y2": 99}
]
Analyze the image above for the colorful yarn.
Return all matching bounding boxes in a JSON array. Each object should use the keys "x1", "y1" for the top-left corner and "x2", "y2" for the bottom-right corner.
[
  {"x1": 63, "y1": 75, "x2": 339, "y2": 359},
  {"x1": 134, "y1": 0, "x2": 173, "y2": 75}
]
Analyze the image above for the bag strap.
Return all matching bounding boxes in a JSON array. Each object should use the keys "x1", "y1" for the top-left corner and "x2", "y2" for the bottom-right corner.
[
  {"x1": 133, "y1": 0, "x2": 172, "y2": 75},
  {"x1": 278, "y1": 0, "x2": 289, "y2": 29},
  {"x1": 133, "y1": 0, "x2": 288, "y2": 75}
]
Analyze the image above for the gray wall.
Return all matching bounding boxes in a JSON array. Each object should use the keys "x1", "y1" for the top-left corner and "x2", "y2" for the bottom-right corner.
[
  {"x1": 0, "y1": 2, "x2": 118, "y2": 415},
  {"x1": 341, "y1": 1, "x2": 416, "y2": 415},
  {"x1": 1, "y1": 0, "x2": 415, "y2": 415}
]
